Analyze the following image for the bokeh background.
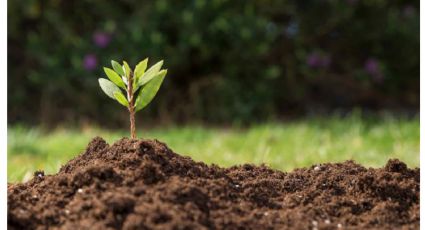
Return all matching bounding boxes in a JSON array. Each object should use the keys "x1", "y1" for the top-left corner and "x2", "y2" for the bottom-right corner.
[{"x1": 8, "y1": 0, "x2": 419, "y2": 182}]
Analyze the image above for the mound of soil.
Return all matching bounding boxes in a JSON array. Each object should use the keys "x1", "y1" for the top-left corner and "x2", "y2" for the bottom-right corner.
[{"x1": 8, "y1": 137, "x2": 419, "y2": 229}]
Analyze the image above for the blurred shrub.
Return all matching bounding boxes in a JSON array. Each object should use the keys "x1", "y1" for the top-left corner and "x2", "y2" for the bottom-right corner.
[{"x1": 8, "y1": 0, "x2": 419, "y2": 126}]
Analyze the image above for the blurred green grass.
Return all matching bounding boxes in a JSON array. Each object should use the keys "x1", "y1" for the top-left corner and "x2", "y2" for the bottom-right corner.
[{"x1": 8, "y1": 115, "x2": 419, "y2": 182}]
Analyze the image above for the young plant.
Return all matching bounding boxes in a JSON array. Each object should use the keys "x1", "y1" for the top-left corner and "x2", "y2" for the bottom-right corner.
[{"x1": 98, "y1": 58, "x2": 167, "y2": 138}]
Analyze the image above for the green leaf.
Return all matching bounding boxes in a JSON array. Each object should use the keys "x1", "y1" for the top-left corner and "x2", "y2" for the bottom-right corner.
[
  {"x1": 122, "y1": 76, "x2": 128, "y2": 88},
  {"x1": 123, "y1": 61, "x2": 131, "y2": 78},
  {"x1": 111, "y1": 60, "x2": 125, "y2": 76},
  {"x1": 98, "y1": 78, "x2": 121, "y2": 100},
  {"x1": 135, "y1": 69, "x2": 167, "y2": 112},
  {"x1": 134, "y1": 58, "x2": 149, "y2": 83},
  {"x1": 135, "y1": 60, "x2": 162, "y2": 89},
  {"x1": 113, "y1": 91, "x2": 129, "y2": 107},
  {"x1": 104, "y1": 67, "x2": 126, "y2": 90}
]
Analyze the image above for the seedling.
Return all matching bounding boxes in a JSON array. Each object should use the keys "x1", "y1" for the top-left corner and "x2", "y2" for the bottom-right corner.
[{"x1": 98, "y1": 58, "x2": 167, "y2": 138}]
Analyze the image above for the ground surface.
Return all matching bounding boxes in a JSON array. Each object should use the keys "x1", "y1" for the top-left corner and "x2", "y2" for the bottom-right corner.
[
  {"x1": 8, "y1": 137, "x2": 419, "y2": 229},
  {"x1": 8, "y1": 116, "x2": 419, "y2": 182}
]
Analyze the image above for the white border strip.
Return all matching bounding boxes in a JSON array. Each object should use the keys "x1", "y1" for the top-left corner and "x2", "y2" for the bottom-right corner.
[{"x1": 1, "y1": 0, "x2": 7, "y2": 228}]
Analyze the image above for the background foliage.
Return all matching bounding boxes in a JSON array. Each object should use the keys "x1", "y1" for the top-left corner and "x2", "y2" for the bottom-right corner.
[{"x1": 8, "y1": 0, "x2": 419, "y2": 126}]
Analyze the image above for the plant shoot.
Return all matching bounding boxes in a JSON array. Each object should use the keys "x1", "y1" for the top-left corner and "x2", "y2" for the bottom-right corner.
[{"x1": 98, "y1": 58, "x2": 167, "y2": 138}]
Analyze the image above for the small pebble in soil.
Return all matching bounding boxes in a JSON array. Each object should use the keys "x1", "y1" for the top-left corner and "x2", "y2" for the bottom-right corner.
[
  {"x1": 325, "y1": 219, "x2": 330, "y2": 224},
  {"x1": 34, "y1": 170, "x2": 44, "y2": 179},
  {"x1": 312, "y1": 220, "x2": 318, "y2": 226},
  {"x1": 65, "y1": 210, "x2": 70, "y2": 215},
  {"x1": 77, "y1": 188, "x2": 83, "y2": 193},
  {"x1": 314, "y1": 166, "x2": 321, "y2": 171},
  {"x1": 264, "y1": 212, "x2": 269, "y2": 216},
  {"x1": 337, "y1": 223, "x2": 342, "y2": 228}
]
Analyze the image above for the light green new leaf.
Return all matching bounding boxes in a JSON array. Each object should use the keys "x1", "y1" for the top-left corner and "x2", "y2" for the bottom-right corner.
[
  {"x1": 123, "y1": 61, "x2": 131, "y2": 78},
  {"x1": 135, "y1": 60, "x2": 163, "y2": 90},
  {"x1": 113, "y1": 91, "x2": 129, "y2": 107},
  {"x1": 111, "y1": 60, "x2": 125, "y2": 76},
  {"x1": 122, "y1": 76, "x2": 128, "y2": 86},
  {"x1": 135, "y1": 69, "x2": 167, "y2": 112},
  {"x1": 98, "y1": 78, "x2": 122, "y2": 100},
  {"x1": 104, "y1": 67, "x2": 126, "y2": 90},
  {"x1": 134, "y1": 58, "x2": 149, "y2": 81}
]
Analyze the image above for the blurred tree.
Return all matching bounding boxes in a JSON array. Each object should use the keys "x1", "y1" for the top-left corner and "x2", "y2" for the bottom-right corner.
[{"x1": 8, "y1": 0, "x2": 419, "y2": 126}]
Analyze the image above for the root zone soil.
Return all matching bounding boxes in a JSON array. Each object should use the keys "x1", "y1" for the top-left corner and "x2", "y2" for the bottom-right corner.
[{"x1": 8, "y1": 137, "x2": 419, "y2": 229}]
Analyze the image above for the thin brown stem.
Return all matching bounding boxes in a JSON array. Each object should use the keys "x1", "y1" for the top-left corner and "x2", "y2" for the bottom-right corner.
[
  {"x1": 129, "y1": 106, "x2": 136, "y2": 139},
  {"x1": 127, "y1": 71, "x2": 136, "y2": 139}
]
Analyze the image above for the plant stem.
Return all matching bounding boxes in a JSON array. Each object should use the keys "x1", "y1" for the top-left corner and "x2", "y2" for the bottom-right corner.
[
  {"x1": 127, "y1": 72, "x2": 136, "y2": 139},
  {"x1": 129, "y1": 105, "x2": 136, "y2": 139}
]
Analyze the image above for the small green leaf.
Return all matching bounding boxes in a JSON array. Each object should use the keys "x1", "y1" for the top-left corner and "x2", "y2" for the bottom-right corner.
[
  {"x1": 135, "y1": 69, "x2": 167, "y2": 112},
  {"x1": 122, "y1": 76, "x2": 128, "y2": 86},
  {"x1": 134, "y1": 58, "x2": 149, "y2": 83},
  {"x1": 123, "y1": 61, "x2": 131, "y2": 78},
  {"x1": 135, "y1": 60, "x2": 163, "y2": 90},
  {"x1": 111, "y1": 60, "x2": 125, "y2": 76},
  {"x1": 98, "y1": 78, "x2": 121, "y2": 100},
  {"x1": 113, "y1": 91, "x2": 129, "y2": 107},
  {"x1": 104, "y1": 67, "x2": 126, "y2": 90}
]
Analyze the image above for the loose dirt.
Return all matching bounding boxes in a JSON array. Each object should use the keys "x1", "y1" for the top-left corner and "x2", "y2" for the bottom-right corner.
[{"x1": 8, "y1": 137, "x2": 419, "y2": 229}]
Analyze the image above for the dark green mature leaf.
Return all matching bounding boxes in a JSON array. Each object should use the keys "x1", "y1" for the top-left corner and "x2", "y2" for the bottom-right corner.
[
  {"x1": 113, "y1": 91, "x2": 129, "y2": 107},
  {"x1": 111, "y1": 60, "x2": 125, "y2": 77},
  {"x1": 135, "y1": 69, "x2": 167, "y2": 112},
  {"x1": 104, "y1": 67, "x2": 126, "y2": 90},
  {"x1": 98, "y1": 78, "x2": 121, "y2": 100},
  {"x1": 123, "y1": 61, "x2": 131, "y2": 79},
  {"x1": 135, "y1": 60, "x2": 163, "y2": 90}
]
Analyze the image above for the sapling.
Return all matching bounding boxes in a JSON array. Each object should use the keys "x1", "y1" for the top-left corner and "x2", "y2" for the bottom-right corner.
[{"x1": 98, "y1": 58, "x2": 167, "y2": 138}]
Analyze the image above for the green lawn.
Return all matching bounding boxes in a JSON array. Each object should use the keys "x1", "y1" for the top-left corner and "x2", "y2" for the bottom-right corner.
[{"x1": 8, "y1": 115, "x2": 419, "y2": 182}]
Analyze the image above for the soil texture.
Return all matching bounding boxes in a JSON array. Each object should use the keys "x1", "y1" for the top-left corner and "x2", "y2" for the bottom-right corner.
[{"x1": 8, "y1": 137, "x2": 419, "y2": 229}]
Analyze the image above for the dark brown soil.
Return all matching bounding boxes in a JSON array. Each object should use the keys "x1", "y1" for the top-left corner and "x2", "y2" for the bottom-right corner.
[{"x1": 8, "y1": 137, "x2": 419, "y2": 230}]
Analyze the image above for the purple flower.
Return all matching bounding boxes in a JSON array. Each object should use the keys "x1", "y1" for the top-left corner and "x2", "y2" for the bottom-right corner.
[
  {"x1": 92, "y1": 31, "x2": 111, "y2": 48},
  {"x1": 402, "y1": 5, "x2": 415, "y2": 18},
  {"x1": 307, "y1": 53, "x2": 321, "y2": 68},
  {"x1": 83, "y1": 54, "x2": 98, "y2": 71},
  {"x1": 364, "y1": 58, "x2": 379, "y2": 75},
  {"x1": 364, "y1": 58, "x2": 384, "y2": 82},
  {"x1": 306, "y1": 52, "x2": 331, "y2": 68}
]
